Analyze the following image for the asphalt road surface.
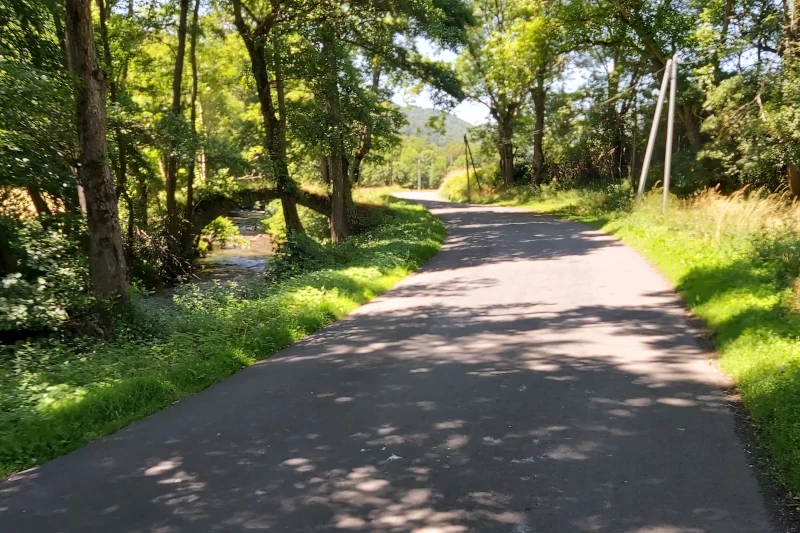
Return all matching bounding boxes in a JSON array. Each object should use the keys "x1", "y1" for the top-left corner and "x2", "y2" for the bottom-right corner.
[{"x1": 0, "y1": 193, "x2": 778, "y2": 532}]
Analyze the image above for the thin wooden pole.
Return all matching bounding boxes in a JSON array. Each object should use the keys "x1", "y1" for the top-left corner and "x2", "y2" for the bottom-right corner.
[
  {"x1": 464, "y1": 134, "x2": 471, "y2": 202},
  {"x1": 466, "y1": 136, "x2": 481, "y2": 190},
  {"x1": 630, "y1": 95, "x2": 637, "y2": 188},
  {"x1": 662, "y1": 55, "x2": 678, "y2": 212},
  {"x1": 636, "y1": 58, "x2": 672, "y2": 202}
]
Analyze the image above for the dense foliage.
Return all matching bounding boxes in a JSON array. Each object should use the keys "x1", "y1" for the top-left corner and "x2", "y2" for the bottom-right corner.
[
  {"x1": 450, "y1": 0, "x2": 800, "y2": 198},
  {"x1": 0, "y1": 0, "x2": 471, "y2": 334}
]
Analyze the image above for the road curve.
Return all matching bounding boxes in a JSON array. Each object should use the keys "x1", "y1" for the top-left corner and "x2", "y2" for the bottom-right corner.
[{"x1": 0, "y1": 193, "x2": 776, "y2": 532}]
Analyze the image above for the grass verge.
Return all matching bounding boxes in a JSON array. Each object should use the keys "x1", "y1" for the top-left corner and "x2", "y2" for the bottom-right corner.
[
  {"x1": 442, "y1": 179, "x2": 800, "y2": 493},
  {"x1": 0, "y1": 191, "x2": 444, "y2": 478}
]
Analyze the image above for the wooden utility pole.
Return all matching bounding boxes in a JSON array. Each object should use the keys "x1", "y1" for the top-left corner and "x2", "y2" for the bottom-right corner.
[
  {"x1": 466, "y1": 137, "x2": 482, "y2": 191},
  {"x1": 416, "y1": 155, "x2": 423, "y2": 190},
  {"x1": 629, "y1": 95, "x2": 637, "y2": 189},
  {"x1": 662, "y1": 56, "x2": 678, "y2": 212},
  {"x1": 636, "y1": 58, "x2": 672, "y2": 201},
  {"x1": 464, "y1": 135, "x2": 471, "y2": 201}
]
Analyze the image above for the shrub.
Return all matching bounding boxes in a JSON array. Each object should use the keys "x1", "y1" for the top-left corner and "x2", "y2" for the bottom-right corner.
[
  {"x1": 439, "y1": 166, "x2": 500, "y2": 203},
  {"x1": 0, "y1": 220, "x2": 91, "y2": 332},
  {"x1": 201, "y1": 216, "x2": 249, "y2": 250}
]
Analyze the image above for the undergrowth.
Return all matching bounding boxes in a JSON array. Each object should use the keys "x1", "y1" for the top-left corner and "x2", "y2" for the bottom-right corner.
[
  {"x1": 442, "y1": 178, "x2": 800, "y2": 493},
  {"x1": 0, "y1": 192, "x2": 443, "y2": 477}
]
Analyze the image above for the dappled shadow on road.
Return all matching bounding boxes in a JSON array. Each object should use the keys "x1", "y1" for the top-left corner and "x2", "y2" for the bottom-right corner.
[
  {"x1": 0, "y1": 199, "x2": 773, "y2": 532},
  {"x1": 0, "y1": 301, "x2": 764, "y2": 532}
]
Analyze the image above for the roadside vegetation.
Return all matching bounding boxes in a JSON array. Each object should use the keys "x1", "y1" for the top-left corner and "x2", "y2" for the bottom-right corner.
[
  {"x1": 442, "y1": 175, "x2": 800, "y2": 492},
  {"x1": 0, "y1": 190, "x2": 443, "y2": 477},
  {"x1": 2, "y1": 0, "x2": 466, "y2": 474}
]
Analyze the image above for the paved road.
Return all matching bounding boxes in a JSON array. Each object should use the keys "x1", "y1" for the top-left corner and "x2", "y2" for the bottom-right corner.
[{"x1": 0, "y1": 193, "x2": 777, "y2": 532}]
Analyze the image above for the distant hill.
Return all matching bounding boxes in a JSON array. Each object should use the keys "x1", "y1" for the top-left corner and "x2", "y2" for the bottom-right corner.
[{"x1": 400, "y1": 106, "x2": 474, "y2": 147}]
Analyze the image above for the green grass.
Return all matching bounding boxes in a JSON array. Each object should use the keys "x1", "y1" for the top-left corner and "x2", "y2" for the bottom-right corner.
[
  {"x1": 0, "y1": 192, "x2": 444, "y2": 477},
  {"x1": 442, "y1": 180, "x2": 800, "y2": 493}
]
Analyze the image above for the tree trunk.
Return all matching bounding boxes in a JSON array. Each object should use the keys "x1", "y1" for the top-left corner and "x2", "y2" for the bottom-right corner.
[
  {"x1": 64, "y1": 0, "x2": 128, "y2": 305},
  {"x1": 321, "y1": 29, "x2": 351, "y2": 242},
  {"x1": 678, "y1": 104, "x2": 704, "y2": 150},
  {"x1": 531, "y1": 75, "x2": 546, "y2": 186},
  {"x1": 183, "y1": 0, "x2": 200, "y2": 251},
  {"x1": 95, "y1": 0, "x2": 127, "y2": 197},
  {"x1": 137, "y1": 175, "x2": 148, "y2": 228},
  {"x1": 230, "y1": 0, "x2": 304, "y2": 234},
  {"x1": 0, "y1": 232, "x2": 18, "y2": 275},
  {"x1": 96, "y1": 0, "x2": 134, "y2": 254},
  {"x1": 166, "y1": 0, "x2": 190, "y2": 240},
  {"x1": 320, "y1": 156, "x2": 330, "y2": 184},
  {"x1": 26, "y1": 186, "x2": 52, "y2": 219},
  {"x1": 497, "y1": 116, "x2": 515, "y2": 186},
  {"x1": 350, "y1": 61, "x2": 381, "y2": 187},
  {"x1": 44, "y1": 0, "x2": 67, "y2": 61},
  {"x1": 788, "y1": 163, "x2": 800, "y2": 198}
]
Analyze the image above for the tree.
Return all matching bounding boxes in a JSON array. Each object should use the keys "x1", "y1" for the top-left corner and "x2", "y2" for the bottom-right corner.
[
  {"x1": 230, "y1": 0, "x2": 305, "y2": 234},
  {"x1": 183, "y1": 0, "x2": 201, "y2": 250},
  {"x1": 457, "y1": 0, "x2": 532, "y2": 186},
  {"x1": 165, "y1": 0, "x2": 190, "y2": 241},
  {"x1": 64, "y1": 0, "x2": 128, "y2": 304},
  {"x1": 510, "y1": 5, "x2": 565, "y2": 184}
]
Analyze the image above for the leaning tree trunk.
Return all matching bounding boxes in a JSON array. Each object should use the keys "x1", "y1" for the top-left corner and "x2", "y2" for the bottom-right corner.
[
  {"x1": 64, "y1": 0, "x2": 128, "y2": 305},
  {"x1": 350, "y1": 61, "x2": 381, "y2": 187},
  {"x1": 230, "y1": 0, "x2": 304, "y2": 234},
  {"x1": 788, "y1": 163, "x2": 800, "y2": 198},
  {"x1": 166, "y1": 0, "x2": 190, "y2": 242}
]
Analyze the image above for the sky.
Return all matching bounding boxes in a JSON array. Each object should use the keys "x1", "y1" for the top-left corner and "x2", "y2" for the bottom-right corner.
[{"x1": 390, "y1": 39, "x2": 491, "y2": 126}]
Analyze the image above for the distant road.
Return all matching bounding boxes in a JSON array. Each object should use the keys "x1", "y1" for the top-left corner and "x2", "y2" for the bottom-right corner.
[{"x1": 0, "y1": 192, "x2": 776, "y2": 532}]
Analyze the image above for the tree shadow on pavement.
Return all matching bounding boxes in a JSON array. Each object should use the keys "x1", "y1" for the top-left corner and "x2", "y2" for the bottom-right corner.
[
  {"x1": 0, "y1": 302, "x2": 770, "y2": 533},
  {"x1": 0, "y1": 199, "x2": 777, "y2": 533}
]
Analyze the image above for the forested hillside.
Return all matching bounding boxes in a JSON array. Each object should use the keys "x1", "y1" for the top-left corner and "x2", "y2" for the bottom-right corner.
[
  {"x1": 400, "y1": 105, "x2": 473, "y2": 147},
  {"x1": 357, "y1": 107, "x2": 480, "y2": 189}
]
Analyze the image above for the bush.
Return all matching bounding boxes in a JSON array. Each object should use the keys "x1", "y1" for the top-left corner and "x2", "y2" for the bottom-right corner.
[
  {"x1": 0, "y1": 220, "x2": 91, "y2": 332},
  {"x1": 128, "y1": 224, "x2": 192, "y2": 286},
  {"x1": 264, "y1": 232, "x2": 335, "y2": 281},
  {"x1": 439, "y1": 166, "x2": 501, "y2": 202},
  {"x1": 201, "y1": 216, "x2": 249, "y2": 250}
]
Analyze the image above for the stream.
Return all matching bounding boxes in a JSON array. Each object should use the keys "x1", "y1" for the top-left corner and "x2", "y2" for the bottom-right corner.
[{"x1": 195, "y1": 209, "x2": 273, "y2": 283}]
